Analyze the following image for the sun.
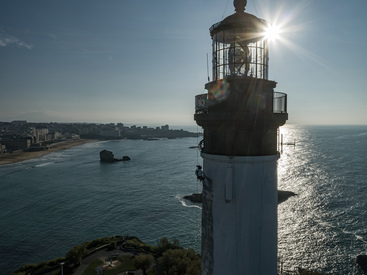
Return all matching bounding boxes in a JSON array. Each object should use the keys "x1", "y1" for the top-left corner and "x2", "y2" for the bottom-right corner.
[{"x1": 264, "y1": 24, "x2": 281, "y2": 42}]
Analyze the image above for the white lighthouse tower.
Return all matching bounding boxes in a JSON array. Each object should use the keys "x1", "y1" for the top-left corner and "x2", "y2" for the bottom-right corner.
[{"x1": 194, "y1": 1, "x2": 288, "y2": 274}]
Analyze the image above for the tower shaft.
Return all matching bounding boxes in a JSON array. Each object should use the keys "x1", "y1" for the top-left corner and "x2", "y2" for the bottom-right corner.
[
  {"x1": 201, "y1": 154, "x2": 278, "y2": 274},
  {"x1": 194, "y1": 2, "x2": 288, "y2": 274}
]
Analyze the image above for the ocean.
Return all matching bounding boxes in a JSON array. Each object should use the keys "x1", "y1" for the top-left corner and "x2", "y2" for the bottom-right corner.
[{"x1": 0, "y1": 125, "x2": 366, "y2": 274}]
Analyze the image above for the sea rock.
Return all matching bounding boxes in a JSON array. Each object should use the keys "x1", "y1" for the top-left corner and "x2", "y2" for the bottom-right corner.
[
  {"x1": 278, "y1": 190, "x2": 296, "y2": 204},
  {"x1": 100, "y1": 150, "x2": 118, "y2": 162},
  {"x1": 183, "y1": 193, "x2": 202, "y2": 203},
  {"x1": 357, "y1": 255, "x2": 367, "y2": 274},
  {"x1": 100, "y1": 150, "x2": 131, "y2": 162},
  {"x1": 183, "y1": 190, "x2": 296, "y2": 205}
]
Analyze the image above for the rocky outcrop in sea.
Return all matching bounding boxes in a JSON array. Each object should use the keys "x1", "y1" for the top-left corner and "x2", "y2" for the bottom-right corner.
[
  {"x1": 100, "y1": 150, "x2": 130, "y2": 163},
  {"x1": 357, "y1": 255, "x2": 367, "y2": 274},
  {"x1": 184, "y1": 190, "x2": 296, "y2": 205}
]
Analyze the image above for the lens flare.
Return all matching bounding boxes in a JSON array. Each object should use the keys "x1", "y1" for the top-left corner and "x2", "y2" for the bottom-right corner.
[
  {"x1": 210, "y1": 80, "x2": 230, "y2": 102},
  {"x1": 265, "y1": 24, "x2": 281, "y2": 42}
]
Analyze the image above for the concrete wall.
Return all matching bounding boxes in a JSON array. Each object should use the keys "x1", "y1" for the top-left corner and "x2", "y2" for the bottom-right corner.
[{"x1": 201, "y1": 153, "x2": 278, "y2": 275}]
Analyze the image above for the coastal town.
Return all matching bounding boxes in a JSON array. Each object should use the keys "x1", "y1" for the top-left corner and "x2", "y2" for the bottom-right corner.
[{"x1": 0, "y1": 120, "x2": 198, "y2": 158}]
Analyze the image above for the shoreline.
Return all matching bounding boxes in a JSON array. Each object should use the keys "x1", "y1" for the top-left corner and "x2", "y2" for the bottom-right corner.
[{"x1": 0, "y1": 139, "x2": 97, "y2": 166}]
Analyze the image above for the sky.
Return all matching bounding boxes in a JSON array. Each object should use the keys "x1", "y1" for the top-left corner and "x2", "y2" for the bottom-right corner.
[{"x1": 0, "y1": 0, "x2": 366, "y2": 126}]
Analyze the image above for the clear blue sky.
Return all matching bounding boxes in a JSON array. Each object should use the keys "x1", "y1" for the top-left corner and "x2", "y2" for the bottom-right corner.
[{"x1": 1, "y1": 0, "x2": 366, "y2": 125}]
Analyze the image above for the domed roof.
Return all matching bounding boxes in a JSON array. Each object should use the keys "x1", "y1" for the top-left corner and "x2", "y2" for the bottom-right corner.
[
  {"x1": 210, "y1": 12, "x2": 267, "y2": 39},
  {"x1": 209, "y1": 0, "x2": 267, "y2": 43}
]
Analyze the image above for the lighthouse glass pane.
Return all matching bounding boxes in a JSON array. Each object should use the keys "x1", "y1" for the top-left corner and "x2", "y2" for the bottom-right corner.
[{"x1": 212, "y1": 32, "x2": 268, "y2": 80}]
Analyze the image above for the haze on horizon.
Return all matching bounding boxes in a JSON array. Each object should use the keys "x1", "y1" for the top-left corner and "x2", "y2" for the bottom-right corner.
[{"x1": 1, "y1": 0, "x2": 366, "y2": 126}]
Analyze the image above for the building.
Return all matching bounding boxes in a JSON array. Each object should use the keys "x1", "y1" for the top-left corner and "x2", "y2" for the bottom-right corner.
[
  {"x1": 0, "y1": 136, "x2": 32, "y2": 151},
  {"x1": 30, "y1": 128, "x2": 50, "y2": 144},
  {"x1": 0, "y1": 143, "x2": 7, "y2": 154},
  {"x1": 194, "y1": 1, "x2": 288, "y2": 274}
]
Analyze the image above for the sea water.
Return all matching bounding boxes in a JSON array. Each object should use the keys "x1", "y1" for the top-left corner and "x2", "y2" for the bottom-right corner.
[
  {"x1": 278, "y1": 125, "x2": 367, "y2": 274},
  {"x1": 0, "y1": 125, "x2": 367, "y2": 274}
]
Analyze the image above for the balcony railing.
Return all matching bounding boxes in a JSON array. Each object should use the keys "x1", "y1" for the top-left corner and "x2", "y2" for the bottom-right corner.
[
  {"x1": 195, "y1": 91, "x2": 287, "y2": 114},
  {"x1": 273, "y1": 92, "x2": 287, "y2": 113},
  {"x1": 195, "y1": 94, "x2": 208, "y2": 114}
]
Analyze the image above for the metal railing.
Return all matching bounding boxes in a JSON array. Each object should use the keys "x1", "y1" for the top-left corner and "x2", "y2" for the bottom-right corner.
[
  {"x1": 273, "y1": 92, "x2": 287, "y2": 113},
  {"x1": 195, "y1": 92, "x2": 287, "y2": 114},
  {"x1": 195, "y1": 94, "x2": 208, "y2": 114}
]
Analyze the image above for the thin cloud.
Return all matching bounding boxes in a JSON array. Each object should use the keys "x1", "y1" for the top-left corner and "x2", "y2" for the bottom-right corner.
[{"x1": 0, "y1": 33, "x2": 33, "y2": 50}]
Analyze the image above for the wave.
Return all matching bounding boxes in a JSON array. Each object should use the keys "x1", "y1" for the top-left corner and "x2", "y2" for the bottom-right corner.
[
  {"x1": 34, "y1": 162, "x2": 54, "y2": 168},
  {"x1": 175, "y1": 195, "x2": 202, "y2": 210},
  {"x1": 355, "y1": 234, "x2": 367, "y2": 243},
  {"x1": 335, "y1": 132, "x2": 367, "y2": 139},
  {"x1": 341, "y1": 229, "x2": 367, "y2": 243}
]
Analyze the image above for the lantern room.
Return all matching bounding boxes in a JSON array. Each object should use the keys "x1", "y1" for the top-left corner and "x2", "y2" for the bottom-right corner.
[{"x1": 210, "y1": 3, "x2": 269, "y2": 80}]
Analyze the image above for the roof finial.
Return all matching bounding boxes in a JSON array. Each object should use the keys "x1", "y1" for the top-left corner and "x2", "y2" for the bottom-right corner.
[{"x1": 233, "y1": 0, "x2": 247, "y2": 13}]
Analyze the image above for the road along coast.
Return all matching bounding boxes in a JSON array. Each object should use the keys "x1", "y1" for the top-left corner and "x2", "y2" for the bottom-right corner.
[{"x1": 0, "y1": 139, "x2": 97, "y2": 166}]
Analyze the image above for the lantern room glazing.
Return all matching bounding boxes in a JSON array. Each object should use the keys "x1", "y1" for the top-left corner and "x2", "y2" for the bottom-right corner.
[{"x1": 210, "y1": 13, "x2": 269, "y2": 80}]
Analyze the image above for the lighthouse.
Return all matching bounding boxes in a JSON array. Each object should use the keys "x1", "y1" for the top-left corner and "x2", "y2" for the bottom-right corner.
[{"x1": 194, "y1": 0, "x2": 288, "y2": 274}]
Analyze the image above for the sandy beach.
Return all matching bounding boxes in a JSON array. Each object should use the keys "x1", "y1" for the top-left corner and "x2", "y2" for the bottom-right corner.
[{"x1": 0, "y1": 139, "x2": 97, "y2": 166}]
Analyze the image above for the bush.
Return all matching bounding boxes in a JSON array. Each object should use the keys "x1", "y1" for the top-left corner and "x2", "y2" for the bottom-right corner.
[
  {"x1": 12, "y1": 263, "x2": 38, "y2": 274},
  {"x1": 158, "y1": 248, "x2": 201, "y2": 275},
  {"x1": 124, "y1": 237, "x2": 155, "y2": 253},
  {"x1": 134, "y1": 254, "x2": 154, "y2": 275},
  {"x1": 66, "y1": 243, "x2": 88, "y2": 266},
  {"x1": 87, "y1": 237, "x2": 114, "y2": 250},
  {"x1": 157, "y1": 237, "x2": 181, "y2": 255}
]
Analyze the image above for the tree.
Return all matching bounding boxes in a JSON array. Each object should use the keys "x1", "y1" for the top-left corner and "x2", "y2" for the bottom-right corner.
[
  {"x1": 158, "y1": 237, "x2": 169, "y2": 248},
  {"x1": 172, "y1": 238, "x2": 180, "y2": 247},
  {"x1": 65, "y1": 243, "x2": 87, "y2": 266},
  {"x1": 158, "y1": 248, "x2": 201, "y2": 275},
  {"x1": 159, "y1": 249, "x2": 174, "y2": 275},
  {"x1": 134, "y1": 254, "x2": 154, "y2": 275}
]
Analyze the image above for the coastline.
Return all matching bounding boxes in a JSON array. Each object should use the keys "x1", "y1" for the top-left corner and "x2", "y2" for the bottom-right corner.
[{"x1": 0, "y1": 139, "x2": 97, "y2": 166}]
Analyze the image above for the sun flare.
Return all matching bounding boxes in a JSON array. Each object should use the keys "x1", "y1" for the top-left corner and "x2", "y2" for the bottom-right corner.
[{"x1": 264, "y1": 24, "x2": 281, "y2": 42}]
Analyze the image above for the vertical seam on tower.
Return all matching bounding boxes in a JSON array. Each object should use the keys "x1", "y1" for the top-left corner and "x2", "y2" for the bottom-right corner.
[
  {"x1": 258, "y1": 158, "x2": 265, "y2": 274},
  {"x1": 233, "y1": 161, "x2": 239, "y2": 275}
]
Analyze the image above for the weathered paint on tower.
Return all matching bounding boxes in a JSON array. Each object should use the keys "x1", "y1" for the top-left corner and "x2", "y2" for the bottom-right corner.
[{"x1": 194, "y1": 1, "x2": 288, "y2": 274}]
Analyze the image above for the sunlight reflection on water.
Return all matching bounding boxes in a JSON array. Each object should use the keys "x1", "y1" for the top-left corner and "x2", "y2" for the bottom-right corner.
[{"x1": 277, "y1": 125, "x2": 367, "y2": 274}]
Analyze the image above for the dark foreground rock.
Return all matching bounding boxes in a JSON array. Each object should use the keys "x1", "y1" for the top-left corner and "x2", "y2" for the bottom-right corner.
[
  {"x1": 100, "y1": 150, "x2": 131, "y2": 162},
  {"x1": 357, "y1": 255, "x2": 367, "y2": 274},
  {"x1": 278, "y1": 190, "x2": 296, "y2": 204},
  {"x1": 183, "y1": 193, "x2": 202, "y2": 203},
  {"x1": 184, "y1": 190, "x2": 296, "y2": 205}
]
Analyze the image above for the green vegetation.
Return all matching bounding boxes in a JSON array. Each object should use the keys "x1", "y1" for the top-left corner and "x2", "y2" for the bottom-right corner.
[
  {"x1": 159, "y1": 248, "x2": 201, "y2": 275},
  {"x1": 66, "y1": 243, "x2": 88, "y2": 266},
  {"x1": 13, "y1": 235, "x2": 323, "y2": 275},
  {"x1": 12, "y1": 236, "x2": 201, "y2": 275},
  {"x1": 12, "y1": 236, "x2": 124, "y2": 275},
  {"x1": 12, "y1": 257, "x2": 67, "y2": 275},
  {"x1": 134, "y1": 254, "x2": 154, "y2": 275},
  {"x1": 85, "y1": 236, "x2": 121, "y2": 251},
  {"x1": 123, "y1": 236, "x2": 157, "y2": 253},
  {"x1": 157, "y1": 237, "x2": 181, "y2": 254}
]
